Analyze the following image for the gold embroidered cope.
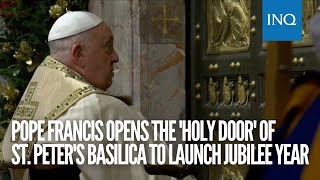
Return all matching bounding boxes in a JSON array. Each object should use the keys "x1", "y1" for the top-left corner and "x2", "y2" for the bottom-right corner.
[{"x1": 7, "y1": 56, "x2": 106, "y2": 161}]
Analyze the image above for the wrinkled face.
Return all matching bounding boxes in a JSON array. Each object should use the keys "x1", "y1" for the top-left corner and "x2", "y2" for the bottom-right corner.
[{"x1": 82, "y1": 23, "x2": 119, "y2": 90}]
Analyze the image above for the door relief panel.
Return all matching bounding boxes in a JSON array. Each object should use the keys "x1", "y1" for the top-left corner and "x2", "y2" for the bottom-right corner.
[{"x1": 207, "y1": 0, "x2": 251, "y2": 54}]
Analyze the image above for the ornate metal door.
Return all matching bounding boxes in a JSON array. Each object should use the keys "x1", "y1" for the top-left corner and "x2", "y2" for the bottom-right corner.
[{"x1": 188, "y1": 0, "x2": 320, "y2": 179}]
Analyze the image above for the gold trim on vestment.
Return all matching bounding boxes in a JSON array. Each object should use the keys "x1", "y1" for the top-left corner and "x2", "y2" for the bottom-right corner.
[{"x1": 4, "y1": 56, "x2": 107, "y2": 161}]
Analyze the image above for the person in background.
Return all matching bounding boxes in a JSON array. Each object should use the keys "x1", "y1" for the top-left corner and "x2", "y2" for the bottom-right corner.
[{"x1": 246, "y1": 12, "x2": 320, "y2": 180}]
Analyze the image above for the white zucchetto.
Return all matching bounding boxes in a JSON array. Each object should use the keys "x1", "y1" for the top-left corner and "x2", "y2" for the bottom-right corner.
[{"x1": 48, "y1": 11, "x2": 103, "y2": 42}]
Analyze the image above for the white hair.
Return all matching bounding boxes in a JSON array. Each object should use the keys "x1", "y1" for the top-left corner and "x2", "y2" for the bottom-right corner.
[{"x1": 48, "y1": 31, "x2": 90, "y2": 60}]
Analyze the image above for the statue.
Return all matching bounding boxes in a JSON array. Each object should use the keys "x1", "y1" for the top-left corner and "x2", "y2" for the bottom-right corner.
[
  {"x1": 207, "y1": 77, "x2": 219, "y2": 105},
  {"x1": 221, "y1": 76, "x2": 235, "y2": 106},
  {"x1": 236, "y1": 76, "x2": 249, "y2": 106}
]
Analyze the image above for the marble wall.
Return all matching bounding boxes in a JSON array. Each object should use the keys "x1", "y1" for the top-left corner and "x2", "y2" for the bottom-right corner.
[
  {"x1": 89, "y1": 0, "x2": 133, "y2": 98},
  {"x1": 89, "y1": 0, "x2": 185, "y2": 120}
]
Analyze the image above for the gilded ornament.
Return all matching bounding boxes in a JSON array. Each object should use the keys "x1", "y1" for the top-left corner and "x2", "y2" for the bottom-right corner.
[
  {"x1": 207, "y1": 77, "x2": 219, "y2": 105},
  {"x1": 207, "y1": 0, "x2": 250, "y2": 53},
  {"x1": 4, "y1": 103, "x2": 16, "y2": 113},
  {"x1": 208, "y1": 64, "x2": 214, "y2": 71},
  {"x1": 1, "y1": 42, "x2": 12, "y2": 53},
  {"x1": 56, "y1": 0, "x2": 69, "y2": 10},
  {"x1": 214, "y1": 112, "x2": 219, "y2": 118},
  {"x1": 19, "y1": 41, "x2": 33, "y2": 55},
  {"x1": 235, "y1": 62, "x2": 241, "y2": 69},
  {"x1": 221, "y1": 76, "x2": 235, "y2": 106},
  {"x1": 250, "y1": 92, "x2": 256, "y2": 101},
  {"x1": 13, "y1": 50, "x2": 24, "y2": 60},
  {"x1": 49, "y1": 4, "x2": 64, "y2": 19},
  {"x1": 230, "y1": 112, "x2": 236, "y2": 119},
  {"x1": 13, "y1": 41, "x2": 34, "y2": 62},
  {"x1": 250, "y1": 80, "x2": 256, "y2": 89},
  {"x1": 26, "y1": 59, "x2": 33, "y2": 66},
  {"x1": 209, "y1": 112, "x2": 215, "y2": 119},
  {"x1": 292, "y1": 57, "x2": 298, "y2": 66},
  {"x1": 213, "y1": 64, "x2": 219, "y2": 71},
  {"x1": 298, "y1": 57, "x2": 304, "y2": 66},
  {"x1": 236, "y1": 76, "x2": 249, "y2": 106},
  {"x1": 0, "y1": 84, "x2": 20, "y2": 101},
  {"x1": 235, "y1": 112, "x2": 241, "y2": 119},
  {"x1": 250, "y1": 15, "x2": 256, "y2": 23},
  {"x1": 195, "y1": 94, "x2": 201, "y2": 100},
  {"x1": 195, "y1": 24, "x2": 200, "y2": 30},
  {"x1": 229, "y1": 62, "x2": 235, "y2": 69},
  {"x1": 195, "y1": 83, "x2": 201, "y2": 90}
]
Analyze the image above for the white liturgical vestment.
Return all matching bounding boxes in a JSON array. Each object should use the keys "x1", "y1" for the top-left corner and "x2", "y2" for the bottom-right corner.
[
  {"x1": 42, "y1": 93, "x2": 172, "y2": 180},
  {"x1": 2, "y1": 56, "x2": 193, "y2": 180}
]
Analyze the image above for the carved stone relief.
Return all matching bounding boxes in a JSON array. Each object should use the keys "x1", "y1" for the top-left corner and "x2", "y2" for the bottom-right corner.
[{"x1": 207, "y1": 0, "x2": 251, "y2": 54}]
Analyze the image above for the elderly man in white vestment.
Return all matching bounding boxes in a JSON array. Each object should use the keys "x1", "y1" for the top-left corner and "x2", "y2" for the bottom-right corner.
[{"x1": 2, "y1": 11, "x2": 192, "y2": 180}]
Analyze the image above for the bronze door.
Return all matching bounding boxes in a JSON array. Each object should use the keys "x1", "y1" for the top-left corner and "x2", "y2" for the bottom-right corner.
[{"x1": 188, "y1": 0, "x2": 320, "y2": 179}]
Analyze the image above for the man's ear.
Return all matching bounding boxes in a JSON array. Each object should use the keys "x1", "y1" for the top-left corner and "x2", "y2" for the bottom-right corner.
[{"x1": 71, "y1": 43, "x2": 85, "y2": 68}]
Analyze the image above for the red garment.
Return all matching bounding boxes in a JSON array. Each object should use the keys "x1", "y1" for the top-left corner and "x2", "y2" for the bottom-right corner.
[{"x1": 0, "y1": 2, "x2": 10, "y2": 9}]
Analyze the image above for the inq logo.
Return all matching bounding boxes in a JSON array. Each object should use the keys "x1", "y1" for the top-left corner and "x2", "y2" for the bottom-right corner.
[
  {"x1": 262, "y1": 0, "x2": 301, "y2": 41},
  {"x1": 267, "y1": 14, "x2": 297, "y2": 26}
]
